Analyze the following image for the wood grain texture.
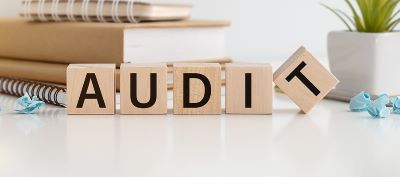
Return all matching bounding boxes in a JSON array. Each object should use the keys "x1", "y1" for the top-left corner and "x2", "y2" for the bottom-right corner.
[
  {"x1": 173, "y1": 63, "x2": 221, "y2": 115},
  {"x1": 67, "y1": 64, "x2": 116, "y2": 115},
  {"x1": 273, "y1": 47, "x2": 339, "y2": 113},
  {"x1": 225, "y1": 63, "x2": 273, "y2": 115},
  {"x1": 120, "y1": 63, "x2": 167, "y2": 115}
]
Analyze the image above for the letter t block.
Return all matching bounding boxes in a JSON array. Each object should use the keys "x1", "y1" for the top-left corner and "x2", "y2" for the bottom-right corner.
[
  {"x1": 274, "y1": 47, "x2": 339, "y2": 113},
  {"x1": 67, "y1": 64, "x2": 116, "y2": 115}
]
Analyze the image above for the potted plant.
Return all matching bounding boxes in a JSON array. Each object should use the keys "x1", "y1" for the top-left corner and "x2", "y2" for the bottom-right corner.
[{"x1": 323, "y1": 0, "x2": 400, "y2": 96}]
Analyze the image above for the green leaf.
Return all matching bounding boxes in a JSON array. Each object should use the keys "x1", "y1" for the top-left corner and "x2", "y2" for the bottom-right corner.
[
  {"x1": 345, "y1": 0, "x2": 365, "y2": 32},
  {"x1": 322, "y1": 0, "x2": 400, "y2": 32},
  {"x1": 337, "y1": 9, "x2": 356, "y2": 26},
  {"x1": 321, "y1": 3, "x2": 353, "y2": 31},
  {"x1": 389, "y1": 18, "x2": 400, "y2": 30},
  {"x1": 389, "y1": 9, "x2": 400, "y2": 22}
]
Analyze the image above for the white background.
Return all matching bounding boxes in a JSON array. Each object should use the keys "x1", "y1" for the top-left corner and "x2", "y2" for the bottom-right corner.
[
  {"x1": 0, "y1": 0, "x2": 347, "y2": 60},
  {"x1": 3, "y1": 2, "x2": 400, "y2": 177}
]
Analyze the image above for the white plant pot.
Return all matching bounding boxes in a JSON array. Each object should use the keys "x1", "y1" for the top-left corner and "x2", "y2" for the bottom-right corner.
[{"x1": 328, "y1": 31, "x2": 400, "y2": 96}]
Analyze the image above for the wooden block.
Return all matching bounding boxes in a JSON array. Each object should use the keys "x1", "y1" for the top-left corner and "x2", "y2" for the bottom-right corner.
[
  {"x1": 225, "y1": 63, "x2": 273, "y2": 115},
  {"x1": 67, "y1": 64, "x2": 116, "y2": 115},
  {"x1": 274, "y1": 47, "x2": 339, "y2": 113},
  {"x1": 120, "y1": 63, "x2": 168, "y2": 115},
  {"x1": 173, "y1": 63, "x2": 221, "y2": 115}
]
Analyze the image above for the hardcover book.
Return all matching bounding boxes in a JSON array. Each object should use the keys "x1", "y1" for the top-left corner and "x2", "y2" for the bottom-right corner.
[{"x1": 0, "y1": 18, "x2": 230, "y2": 64}]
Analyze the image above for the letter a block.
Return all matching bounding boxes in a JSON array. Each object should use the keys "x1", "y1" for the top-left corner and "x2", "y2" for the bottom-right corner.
[
  {"x1": 120, "y1": 63, "x2": 168, "y2": 115},
  {"x1": 173, "y1": 63, "x2": 221, "y2": 115},
  {"x1": 274, "y1": 47, "x2": 339, "y2": 113},
  {"x1": 225, "y1": 63, "x2": 273, "y2": 115},
  {"x1": 67, "y1": 64, "x2": 116, "y2": 115}
]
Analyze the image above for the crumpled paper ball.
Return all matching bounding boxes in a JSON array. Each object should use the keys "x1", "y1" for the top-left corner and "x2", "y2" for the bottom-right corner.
[
  {"x1": 391, "y1": 97, "x2": 400, "y2": 114},
  {"x1": 367, "y1": 94, "x2": 390, "y2": 118},
  {"x1": 15, "y1": 93, "x2": 45, "y2": 114},
  {"x1": 349, "y1": 91, "x2": 371, "y2": 112}
]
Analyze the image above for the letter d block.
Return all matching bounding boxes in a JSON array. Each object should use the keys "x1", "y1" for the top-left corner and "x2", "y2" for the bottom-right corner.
[
  {"x1": 274, "y1": 47, "x2": 339, "y2": 113},
  {"x1": 173, "y1": 63, "x2": 221, "y2": 115},
  {"x1": 120, "y1": 63, "x2": 168, "y2": 115},
  {"x1": 225, "y1": 63, "x2": 273, "y2": 115},
  {"x1": 67, "y1": 64, "x2": 116, "y2": 115}
]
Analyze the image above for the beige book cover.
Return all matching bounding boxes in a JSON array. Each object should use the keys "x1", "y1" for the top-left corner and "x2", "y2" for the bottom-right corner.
[
  {"x1": 0, "y1": 58, "x2": 230, "y2": 89},
  {"x1": 0, "y1": 18, "x2": 230, "y2": 64}
]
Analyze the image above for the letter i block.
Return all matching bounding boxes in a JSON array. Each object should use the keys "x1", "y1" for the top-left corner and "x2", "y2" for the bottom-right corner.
[
  {"x1": 225, "y1": 63, "x2": 273, "y2": 115},
  {"x1": 173, "y1": 63, "x2": 221, "y2": 115},
  {"x1": 120, "y1": 63, "x2": 168, "y2": 115},
  {"x1": 67, "y1": 64, "x2": 116, "y2": 115},
  {"x1": 274, "y1": 47, "x2": 339, "y2": 113}
]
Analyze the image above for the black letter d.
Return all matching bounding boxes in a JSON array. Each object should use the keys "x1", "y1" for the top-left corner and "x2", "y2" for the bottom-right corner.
[{"x1": 183, "y1": 73, "x2": 211, "y2": 108}]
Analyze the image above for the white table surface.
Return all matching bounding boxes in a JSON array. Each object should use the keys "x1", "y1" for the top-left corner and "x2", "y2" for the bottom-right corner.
[{"x1": 1, "y1": 91, "x2": 400, "y2": 177}]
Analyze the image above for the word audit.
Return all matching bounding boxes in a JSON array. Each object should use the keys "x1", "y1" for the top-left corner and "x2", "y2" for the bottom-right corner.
[{"x1": 66, "y1": 47, "x2": 339, "y2": 115}]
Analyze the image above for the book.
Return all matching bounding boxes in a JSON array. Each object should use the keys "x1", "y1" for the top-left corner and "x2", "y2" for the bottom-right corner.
[
  {"x1": 0, "y1": 57, "x2": 229, "y2": 90},
  {"x1": 0, "y1": 77, "x2": 67, "y2": 107},
  {"x1": 21, "y1": 0, "x2": 192, "y2": 23},
  {"x1": 0, "y1": 58, "x2": 68, "y2": 84},
  {"x1": 0, "y1": 18, "x2": 229, "y2": 64}
]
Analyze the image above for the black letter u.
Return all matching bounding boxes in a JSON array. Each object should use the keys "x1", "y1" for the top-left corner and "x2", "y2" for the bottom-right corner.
[{"x1": 130, "y1": 73, "x2": 157, "y2": 108}]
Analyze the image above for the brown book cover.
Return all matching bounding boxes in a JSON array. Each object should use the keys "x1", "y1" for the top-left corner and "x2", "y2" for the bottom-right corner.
[
  {"x1": 0, "y1": 58, "x2": 229, "y2": 89},
  {"x1": 0, "y1": 18, "x2": 230, "y2": 64}
]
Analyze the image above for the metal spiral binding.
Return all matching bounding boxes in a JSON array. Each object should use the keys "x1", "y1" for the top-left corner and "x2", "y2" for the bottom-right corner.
[
  {"x1": 0, "y1": 77, "x2": 66, "y2": 107},
  {"x1": 22, "y1": 0, "x2": 137, "y2": 23}
]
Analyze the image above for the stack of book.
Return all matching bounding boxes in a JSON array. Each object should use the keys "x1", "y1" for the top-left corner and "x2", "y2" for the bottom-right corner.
[{"x1": 0, "y1": 0, "x2": 231, "y2": 107}]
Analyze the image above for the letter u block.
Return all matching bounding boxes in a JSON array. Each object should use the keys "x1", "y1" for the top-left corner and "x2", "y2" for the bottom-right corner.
[
  {"x1": 173, "y1": 63, "x2": 221, "y2": 115},
  {"x1": 67, "y1": 64, "x2": 116, "y2": 115},
  {"x1": 120, "y1": 63, "x2": 168, "y2": 115},
  {"x1": 274, "y1": 47, "x2": 339, "y2": 113}
]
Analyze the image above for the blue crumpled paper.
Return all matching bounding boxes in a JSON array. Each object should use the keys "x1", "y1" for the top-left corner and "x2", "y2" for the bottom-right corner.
[
  {"x1": 15, "y1": 93, "x2": 45, "y2": 114},
  {"x1": 349, "y1": 91, "x2": 371, "y2": 112},
  {"x1": 391, "y1": 97, "x2": 400, "y2": 114},
  {"x1": 367, "y1": 94, "x2": 390, "y2": 118}
]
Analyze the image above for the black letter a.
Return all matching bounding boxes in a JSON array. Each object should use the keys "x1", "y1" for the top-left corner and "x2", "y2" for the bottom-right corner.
[
  {"x1": 76, "y1": 73, "x2": 106, "y2": 108},
  {"x1": 130, "y1": 73, "x2": 157, "y2": 108},
  {"x1": 183, "y1": 73, "x2": 211, "y2": 108}
]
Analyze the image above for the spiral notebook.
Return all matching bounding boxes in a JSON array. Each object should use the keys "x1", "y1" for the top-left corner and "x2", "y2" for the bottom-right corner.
[
  {"x1": 20, "y1": 0, "x2": 192, "y2": 23},
  {"x1": 0, "y1": 77, "x2": 66, "y2": 107}
]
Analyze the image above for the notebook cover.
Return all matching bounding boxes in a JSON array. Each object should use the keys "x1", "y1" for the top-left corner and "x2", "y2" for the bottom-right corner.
[
  {"x1": 0, "y1": 57, "x2": 230, "y2": 90},
  {"x1": 21, "y1": 0, "x2": 193, "y2": 23}
]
